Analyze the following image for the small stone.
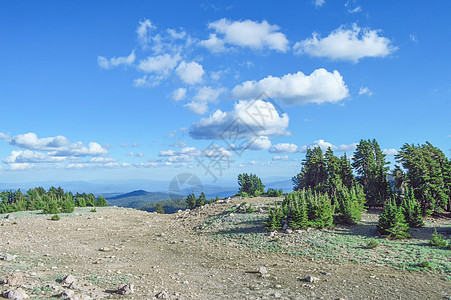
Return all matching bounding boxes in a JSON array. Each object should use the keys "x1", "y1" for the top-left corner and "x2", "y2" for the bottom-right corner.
[
  {"x1": 274, "y1": 284, "x2": 282, "y2": 289},
  {"x1": 155, "y1": 291, "x2": 168, "y2": 299},
  {"x1": 6, "y1": 272, "x2": 23, "y2": 286},
  {"x1": 3, "y1": 254, "x2": 16, "y2": 261},
  {"x1": 99, "y1": 247, "x2": 111, "y2": 252},
  {"x1": 60, "y1": 290, "x2": 75, "y2": 298},
  {"x1": 258, "y1": 266, "x2": 268, "y2": 275},
  {"x1": 305, "y1": 276, "x2": 320, "y2": 283},
  {"x1": 62, "y1": 274, "x2": 77, "y2": 285},
  {"x1": 320, "y1": 272, "x2": 331, "y2": 276},
  {"x1": 4, "y1": 288, "x2": 29, "y2": 299},
  {"x1": 117, "y1": 284, "x2": 134, "y2": 295},
  {"x1": 274, "y1": 292, "x2": 282, "y2": 298},
  {"x1": 5, "y1": 214, "x2": 14, "y2": 220}
]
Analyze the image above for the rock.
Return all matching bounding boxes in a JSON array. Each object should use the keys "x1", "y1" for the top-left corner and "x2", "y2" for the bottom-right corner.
[
  {"x1": 3, "y1": 254, "x2": 16, "y2": 261},
  {"x1": 6, "y1": 272, "x2": 23, "y2": 286},
  {"x1": 5, "y1": 214, "x2": 14, "y2": 220},
  {"x1": 305, "y1": 276, "x2": 320, "y2": 283},
  {"x1": 4, "y1": 288, "x2": 29, "y2": 300},
  {"x1": 69, "y1": 281, "x2": 80, "y2": 290},
  {"x1": 268, "y1": 231, "x2": 276, "y2": 237},
  {"x1": 117, "y1": 284, "x2": 134, "y2": 295},
  {"x1": 320, "y1": 272, "x2": 331, "y2": 276},
  {"x1": 258, "y1": 266, "x2": 268, "y2": 275},
  {"x1": 155, "y1": 291, "x2": 169, "y2": 299},
  {"x1": 60, "y1": 290, "x2": 75, "y2": 298},
  {"x1": 274, "y1": 292, "x2": 282, "y2": 298},
  {"x1": 286, "y1": 228, "x2": 293, "y2": 234},
  {"x1": 67, "y1": 295, "x2": 91, "y2": 300},
  {"x1": 98, "y1": 247, "x2": 111, "y2": 252},
  {"x1": 62, "y1": 274, "x2": 77, "y2": 285}
]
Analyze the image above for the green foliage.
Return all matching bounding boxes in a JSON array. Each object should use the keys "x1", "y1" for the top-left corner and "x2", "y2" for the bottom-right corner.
[
  {"x1": 51, "y1": 214, "x2": 60, "y2": 221},
  {"x1": 265, "y1": 206, "x2": 284, "y2": 231},
  {"x1": 42, "y1": 199, "x2": 60, "y2": 215},
  {"x1": 378, "y1": 199, "x2": 410, "y2": 239},
  {"x1": 61, "y1": 194, "x2": 75, "y2": 213},
  {"x1": 367, "y1": 239, "x2": 379, "y2": 249},
  {"x1": 196, "y1": 192, "x2": 207, "y2": 207},
  {"x1": 352, "y1": 139, "x2": 390, "y2": 207},
  {"x1": 429, "y1": 229, "x2": 448, "y2": 248},
  {"x1": 266, "y1": 188, "x2": 283, "y2": 197},
  {"x1": 335, "y1": 185, "x2": 365, "y2": 225},
  {"x1": 186, "y1": 193, "x2": 197, "y2": 209},
  {"x1": 96, "y1": 196, "x2": 108, "y2": 207},
  {"x1": 400, "y1": 187, "x2": 424, "y2": 228},
  {"x1": 90, "y1": 208, "x2": 97, "y2": 213},
  {"x1": 293, "y1": 147, "x2": 327, "y2": 191},
  {"x1": 418, "y1": 260, "x2": 431, "y2": 268},
  {"x1": 396, "y1": 142, "x2": 451, "y2": 214},
  {"x1": 238, "y1": 173, "x2": 265, "y2": 196},
  {"x1": 155, "y1": 203, "x2": 165, "y2": 214}
]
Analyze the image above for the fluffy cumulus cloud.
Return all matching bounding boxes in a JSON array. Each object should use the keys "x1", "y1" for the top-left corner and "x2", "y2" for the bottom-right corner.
[
  {"x1": 1, "y1": 133, "x2": 115, "y2": 170},
  {"x1": 231, "y1": 136, "x2": 272, "y2": 151},
  {"x1": 232, "y1": 69, "x2": 349, "y2": 105},
  {"x1": 299, "y1": 139, "x2": 357, "y2": 153},
  {"x1": 138, "y1": 53, "x2": 181, "y2": 75},
  {"x1": 172, "y1": 88, "x2": 187, "y2": 101},
  {"x1": 176, "y1": 61, "x2": 205, "y2": 85},
  {"x1": 293, "y1": 24, "x2": 397, "y2": 62},
  {"x1": 98, "y1": 51, "x2": 136, "y2": 69},
  {"x1": 190, "y1": 99, "x2": 289, "y2": 140},
  {"x1": 200, "y1": 19, "x2": 289, "y2": 53},
  {"x1": 184, "y1": 86, "x2": 225, "y2": 114},
  {"x1": 270, "y1": 143, "x2": 298, "y2": 154}
]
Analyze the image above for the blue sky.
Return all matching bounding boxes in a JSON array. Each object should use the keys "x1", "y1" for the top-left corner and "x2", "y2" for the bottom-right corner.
[{"x1": 0, "y1": 0, "x2": 450, "y2": 187}]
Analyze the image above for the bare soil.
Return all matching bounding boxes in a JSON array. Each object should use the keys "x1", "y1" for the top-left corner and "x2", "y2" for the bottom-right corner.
[{"x1": 0, "y1": 197, "x2": 450, "y2": 299}]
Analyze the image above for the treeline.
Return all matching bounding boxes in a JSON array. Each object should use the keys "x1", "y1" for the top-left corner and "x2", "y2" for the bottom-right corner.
[
  {"x1": 0, "y1": 186, "x2": 108, "y2": 214},
  {"x1": 238, "y1": 173, "x2": 283, "y2": 197},
  {"x1": 265, "y1": 139, "x2": 450, "y2": 239}
]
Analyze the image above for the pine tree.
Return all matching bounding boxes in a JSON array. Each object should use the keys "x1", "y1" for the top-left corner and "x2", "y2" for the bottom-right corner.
[
  {"x1": 378, "y1": 199, "x2": 410, "y2": 239},
  {"x1": 400, "y1": 187, "x2": 424, "y2": 228},
  {"x1": 156, "y1": 203, "x2": 165, "y2": 214},
  {"x1": 96, "y1": 196, "x2": 108, "y2": 207},
  {"x1": 197, "y1": 192, "x2": 207, "y2": 207},
  {"x1": 265, "y1": 206, "x2": 284, "y2": 231},
  {"x1": 186, "y1": 193, "x2": 197, "y2": 209}
]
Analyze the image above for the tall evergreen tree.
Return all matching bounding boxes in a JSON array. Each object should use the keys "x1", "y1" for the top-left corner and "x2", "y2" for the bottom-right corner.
[
  {"x1": 352, "y1": 139, "x2": 389, "y2": 206},
  {"x1": 186, "y1": 193, "x2": 197, "y2": 209}
]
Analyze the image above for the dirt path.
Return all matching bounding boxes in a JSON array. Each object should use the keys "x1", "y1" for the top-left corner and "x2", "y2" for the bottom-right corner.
[{"x1": 0, "y1": 201, "x2": 450, "y2": 299}]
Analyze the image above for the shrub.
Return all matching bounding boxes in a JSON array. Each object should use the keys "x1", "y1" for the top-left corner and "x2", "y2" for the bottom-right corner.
[
  {"x1": 266, "y1": 188, "x2": 283, "y2": 197},
  {"x1": 400, "y1": 187, "x2": 424, "y2": 228},
  {"x1": 335, "y1": 185, "x2": 364, "y2": 225},
  {"x1": 61, "y1": 198, "x2": 75, "y2": 213},
  {"x1": 90, "y1": 208, "x2": 97, "y2": 213},
  {"x1": 418, "y1": 260, "x2": 430, "y2": 268},
  {"x1": 43, "y1": 201, "x2": 60, "y2": 215},
  {"x1": 378, "y1": 199, "x2": 410, "y2": 239},
  {"x1": 265, "y1": 206, "x2": 284, "y2": 231},
  {"x1": 429, "y1": 229, "x2": 447, "y2": 248},
  {"x1": 367, "y1": 239, "x2": 379, "y2": 249},
  {"x1": 306, "y1": 191, "x2": 334, "y2": 228},
  {"x1": 51, "y1": 214, "x2": 60, "y2": 221},
  {"x1": 155, "y1": 203, "x2": 165, "y2": 214}
]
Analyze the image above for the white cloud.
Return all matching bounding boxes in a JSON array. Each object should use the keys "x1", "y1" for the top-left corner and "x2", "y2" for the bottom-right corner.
[
  {"x1": 137, "y1": 19, "x2": 156, "y2": 45},
  {"x1": 294, "y1": 24, "x2": 397, "y2": 62},
  {"x1": 176, "y1": 61, "x2": 205, "y2": 85},
  {"x1": 133, "y1": 75, "x2": 164, "y2": 87},
  {"x1": 232, "y1": 69, "x2": 349, "y2": 105},
  {"x1": 9, "y1": 163, "x2": 32, "y2": 170},
  {"x1": 89, "y1": 157, "x2": 117, "y2": 163},
  {"x1": 190, "y1": 99, "x2": 289, "y2": 139},
  {"x1": 272, "y1": 155, "x2": 289, "y2": 161},
  {"x1": 299, "y1": 139, "x2": 357, "y2": 153},
  {"x1": 0, "y1": 132, "x2": 10, "y2": 140},
  {"x1": 199, "y1": 34, "x2": 227, "y2": 53},
  {"x1": 359, "y1": 87, "x2": 373, "y2": 96},
  {"x1": 125, "y1": 152, "x2": 144, "y2": 158},
  {"x1": 345, "y1": 0, "x2": 361, "y2": 13},
  {"x1": 158, "y1": 145, "x2": 232, "y2": 164},
  {"x1": 201, "y1": 19, "x2": 289, "y2": 52},
  {"x1": 9, "y1": 132, "x2": 107, "y2": 157},
  {"x1": 270, "y1": 143, "x2": 298, "y2": 154},
  {"x1": 98, "y1": 51, "x2": 135, "y2": 69},
  {"x1": 383, "y1": 148, "x2": 399, "y2": 156},
  {"x1": 232, "y1": 136, "x2": 272, "y2": 151},
  {"x1": 184, "y1": 86, "x2": 225, "y2": 115},
  {"x1": 167, "y1": 28, "x2": 186, "y2": 39},
  {"x1": 410, "y1": 34, "x2": 418, "y2": 43},
  {"x1": 315, "y1": 0, "x2": 325, "y2": 7},
  {"x1": 172, "y1": 88, "x2": 187, "y2": 101},
  {"x1": 138, "y1": 53, "x2": 181, "y2": 74},
  {"x1": 3, "y1": 150, "x2": 66, "y2": 164}
]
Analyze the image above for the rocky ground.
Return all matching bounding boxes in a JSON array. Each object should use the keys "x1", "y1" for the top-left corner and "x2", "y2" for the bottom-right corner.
[{"x1": 0, "y1": 197, "x2": 450, "y2": 299}]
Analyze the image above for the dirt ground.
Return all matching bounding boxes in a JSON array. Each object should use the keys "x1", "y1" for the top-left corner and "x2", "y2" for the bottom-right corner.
[{"x1": 0, "y1": 197, "x2": 450, "y2": 299}]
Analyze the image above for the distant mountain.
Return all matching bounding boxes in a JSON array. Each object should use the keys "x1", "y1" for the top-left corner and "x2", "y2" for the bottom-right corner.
[{"x1": 106, "y1": 190, "x2": 171, "y2": 209}]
